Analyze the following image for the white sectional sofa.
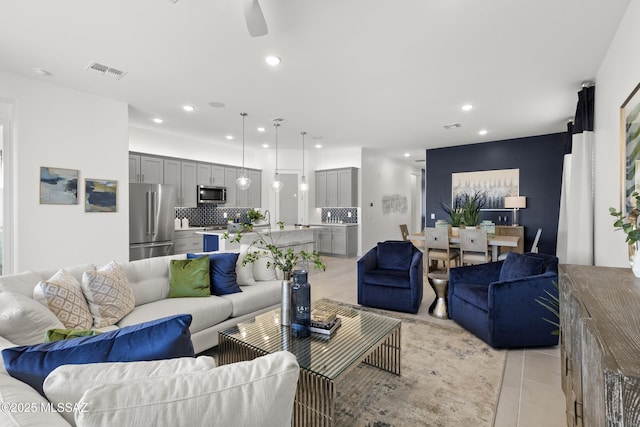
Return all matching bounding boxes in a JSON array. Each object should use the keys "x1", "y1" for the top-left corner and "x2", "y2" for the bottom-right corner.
[{"x1": 0, "y1": 250, "x2": 296, "y2": 427}]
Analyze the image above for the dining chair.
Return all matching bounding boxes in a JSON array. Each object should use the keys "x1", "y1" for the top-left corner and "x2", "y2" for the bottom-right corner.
[
  {"x1": 459, "y1": 228, "x2": 490, "y2": 265},
  {"x1": 399, "y1": 224, "x2": 409, "y2": 241},
  {"x1": 424, "y1": 227, "x2": 459, "y2": 273}
]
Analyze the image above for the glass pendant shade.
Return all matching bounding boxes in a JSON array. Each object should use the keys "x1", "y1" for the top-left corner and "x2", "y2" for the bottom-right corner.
[
  {"x1": 237, "y1": 112, "x2": 251, "y2": 190},
  {"x1": 271, "y1": 172, "x2": 284, "y2": 192},
  {"x1": 236, "y1": 168, "x2": 251, "y2": 190},
  {"x1": 299, "y1": 175, "x2": 309, "y2": 192},
  {"x1": 271, "y1": 122, "x2": 283, "y2": 192}
]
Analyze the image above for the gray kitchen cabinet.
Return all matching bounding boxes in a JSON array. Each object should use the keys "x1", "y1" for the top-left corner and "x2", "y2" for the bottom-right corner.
[
  {"x1": 174, "y1": 229, "x2": 203, "y2": 254},
  {"x1": 224, "y1": 167, "x2": 237, "y2": 207},
  {"x1": 180, "y1": 161, "x2": 198, "y2": 207},
  {"x1": 129, "y1": 154, "x2": 163, "y2": 184},
  {"x1": 164, "y1": 158, "x2": 197, "y2": 207},
  {"x1": 317, "y1": 225, "x2": 357, "y2": 257},
  {"x1": 315, "y1": 167, "x2": 358, "y2": 207},
  {"x1": 197, "y1": 163, "x2": 225, "y2": 186}
]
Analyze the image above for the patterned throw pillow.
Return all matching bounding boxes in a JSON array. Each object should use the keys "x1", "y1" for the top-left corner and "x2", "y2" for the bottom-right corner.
[
  {"x1": 82, "y1": 261, "x2": 135, "y2": 328},
  {"x1": 33, "y1": 270, "x2": 93, "y2": 330}
]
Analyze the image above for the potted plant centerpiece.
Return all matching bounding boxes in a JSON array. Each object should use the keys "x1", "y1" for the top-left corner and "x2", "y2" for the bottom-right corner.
[
  {"x1": 460, "y1": 191, "x2": 486, "y2": 228},
  {"x1": 610, "y1": 191, "x2": 640, "y2": 275},
  {"x1": 246, "y1": 208, "x2": 266, "y2": 226},
  {"x1": 441, "y1": 196, "x2": 464, "y2": 236}
]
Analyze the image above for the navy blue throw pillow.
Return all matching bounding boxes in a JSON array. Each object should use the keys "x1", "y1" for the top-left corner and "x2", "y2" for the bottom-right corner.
[
  {"x1": 499, "y1": 252, "x2": 545, "y2": 282},
  {"x1": 187, "y1": 253, "x2": 242, "y2": 296},
  {"x1": 2, "y1": 314, "x2": 194, "y2": 395}
]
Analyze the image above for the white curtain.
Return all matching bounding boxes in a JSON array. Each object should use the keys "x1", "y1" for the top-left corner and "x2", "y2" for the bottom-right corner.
[{"x1": 556, "y1": 86, "x2": 595, "y2": 265}]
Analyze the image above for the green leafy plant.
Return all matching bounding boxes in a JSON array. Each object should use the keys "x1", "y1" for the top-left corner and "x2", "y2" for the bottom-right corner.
[
  {"x1": 535, "y1": 281, "x2": 560, "y2": 336},
  {"x1": 609, "y1": 191, "x2": 640, "y2": 244},
  {"x1": 460, "y1": 191, "x2": 486, "y2": 227},
  {"x1": 223, "y1": 223, "x2": 326, "y2": 274},
  {"x1": 246, "y1": 208, "x2": 265, "y2": 223},
  {"x1": 440, "y1": 196, "x2": 464, "y2": 227}
]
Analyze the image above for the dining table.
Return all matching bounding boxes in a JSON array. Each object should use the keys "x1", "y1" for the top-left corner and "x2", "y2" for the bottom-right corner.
[{"x1": 407, "y1": 232, "x2": 520, "y2": 262}]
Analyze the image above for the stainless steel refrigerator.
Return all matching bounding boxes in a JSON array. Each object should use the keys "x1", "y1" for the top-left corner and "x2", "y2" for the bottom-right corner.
[{"x1": 129, "y1": 183, "x2": 176, "y2": 261}]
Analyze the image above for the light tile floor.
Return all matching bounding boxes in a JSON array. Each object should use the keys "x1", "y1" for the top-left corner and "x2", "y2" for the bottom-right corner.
[{"x1": 307, "y1": 256, "x2": 566, "y2": 426}]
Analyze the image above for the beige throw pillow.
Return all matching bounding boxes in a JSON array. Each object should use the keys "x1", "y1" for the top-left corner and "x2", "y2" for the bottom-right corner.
[
  {"x1": 82, "y1": 261, "x2": 135, "y2": 328},
  {"x1": 236, "y1": 245, "x2": 257, "y2": 286},
  {"x1": 33, "y1": 270, "x2": 93, "y2": 330}
]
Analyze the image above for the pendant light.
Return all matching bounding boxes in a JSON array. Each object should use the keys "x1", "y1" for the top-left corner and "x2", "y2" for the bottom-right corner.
[
  {"x1": 236, "y1": 112, "x2": 251, "y2": 190},
  {"x1": 299, "y1": 131, "x2": 309, "y2": 192},
  {"x1": 271, "y1": 123, "x2": 284, "y2": 192}
]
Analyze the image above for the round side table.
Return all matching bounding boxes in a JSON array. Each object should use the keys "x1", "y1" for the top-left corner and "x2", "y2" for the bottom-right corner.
[{"x1": 427, "y1": 271, "x2": 449, "y2": 319}]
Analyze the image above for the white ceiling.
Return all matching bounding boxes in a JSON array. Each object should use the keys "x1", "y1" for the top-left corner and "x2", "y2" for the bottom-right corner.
[{"x1": 0, "y1": 0, "x2": 630, "y2": 164}]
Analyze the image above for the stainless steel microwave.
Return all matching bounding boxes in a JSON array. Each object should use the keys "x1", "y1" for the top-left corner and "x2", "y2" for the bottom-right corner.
[{"x1": 197, "y1": 185, "x2": 227, "y2": 205}]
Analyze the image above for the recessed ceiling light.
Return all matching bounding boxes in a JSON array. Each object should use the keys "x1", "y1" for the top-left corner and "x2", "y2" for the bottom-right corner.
[
  {"x1": 257, "y1": 127, "x2": 266, "y2": 133},
  {"x1": 315, "y1": 144, "x2": 322, "y2": 149},
  {"x1": 183, "y1": 105, "x2": 195, "y2": 112},
  {"x1": 262, "y1": 143, "x2": 269, "y2": 148},
  {"x1": 404, "y1": 153, "x2": 410, "y2": 157},
  {"x1": 226, "y1": 135, "x2": 234, "y2": 140},
  {"x1": 462, "y1": 104, "x2": 473, "y2": 111},
  {"x1": 153, "y1": 117, "x2": 163, "y2": 124},
  {"x1": 265, "y1": 56, "x2": 281, "y2": 66},
  {"x1": 478, "y1": 129, "x2": 488, "y2": 136},
  {"x1": 208, "y1": 101, "x2": 226, "y2": 108},
  {"x1": 33, "y1": 67, "x2": 52, "y2": 77}
]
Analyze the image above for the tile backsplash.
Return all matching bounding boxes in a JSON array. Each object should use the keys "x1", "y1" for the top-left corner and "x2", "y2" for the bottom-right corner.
[
  {"x1": 321, "y1": 207, "x2": 358, "y2": 223},
  {"x1": 175, "y1": 206, "x2": 252, "y2": 226}
]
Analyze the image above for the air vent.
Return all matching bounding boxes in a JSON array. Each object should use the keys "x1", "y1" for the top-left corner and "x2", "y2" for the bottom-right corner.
[
  {"x1": 443, "y1": 123, "x2": 461, "y2": 130},
  {"x1": 414, "y1": 159, "x2": 425, "y2": 163},
  {"x1": 86, "y1": 62, "x2": 127, "y2": 80}
]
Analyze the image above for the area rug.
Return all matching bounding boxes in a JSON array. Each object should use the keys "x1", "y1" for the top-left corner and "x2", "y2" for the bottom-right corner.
[{"x1": 324, "y1": 299, "x2": 507, "y2": 427}]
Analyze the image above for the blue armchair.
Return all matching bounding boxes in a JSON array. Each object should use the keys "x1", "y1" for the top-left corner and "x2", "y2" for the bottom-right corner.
[
  {"x1": 357, "y1": 241, "x2": 423, "y2": 314},
  {"x1": 448, "y1": 252, "x2": 558, "y2": 348}
]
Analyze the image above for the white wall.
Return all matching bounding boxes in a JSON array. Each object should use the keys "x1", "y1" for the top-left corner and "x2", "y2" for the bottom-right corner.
[
  {"x1": 361, "y1": 148, "x2": 421, "y2": 253},
  {"x1": 594, "y1": 0, "x2": 638, "y2": 266},
  {"x1": 0, "y1": 70, "x2": 129, "y2": 272}
]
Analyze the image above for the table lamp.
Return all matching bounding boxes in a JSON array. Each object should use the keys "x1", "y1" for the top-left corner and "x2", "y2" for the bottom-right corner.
[{"x1": 504, "y1": 196, "x2": 526, "y2": 226}]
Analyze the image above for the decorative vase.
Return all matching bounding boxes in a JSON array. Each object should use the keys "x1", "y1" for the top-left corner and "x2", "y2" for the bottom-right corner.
[
  {"x1": 291, "y1": 269, "x2": 311, "y2": 337},
  {"x1": 631, "y1": 243, "x2": 640, "y2": 278},
  {"x1": 280, "y1": 271, "x2": 292, "y2": 326}
]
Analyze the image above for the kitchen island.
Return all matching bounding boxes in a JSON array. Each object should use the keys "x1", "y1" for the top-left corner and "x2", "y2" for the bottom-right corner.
[{"x1": 196, "y1": 225, "x2": 324, "y2": 252}]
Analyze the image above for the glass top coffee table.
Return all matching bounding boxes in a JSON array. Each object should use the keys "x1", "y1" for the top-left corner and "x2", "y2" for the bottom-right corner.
[{"x1": 218, "y1": 300, "x2": 401, "y2": 427}]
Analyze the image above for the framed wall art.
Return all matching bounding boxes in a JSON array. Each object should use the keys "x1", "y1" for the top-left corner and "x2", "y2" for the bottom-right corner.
[
  {"x1": 620, "y1": 81, "x2": 640, "y2": 215},
  {"x1": 452, "y1": 168, "x2": 519, "y2": 210},
  {"x1": 85, "y1": 179, "x2": 117, "y2": 212},
  {"x1": 39, "y1": 167, "x2": 78, "y2": 205}
]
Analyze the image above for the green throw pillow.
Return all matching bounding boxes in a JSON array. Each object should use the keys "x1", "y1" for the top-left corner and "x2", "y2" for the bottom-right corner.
[
  {"x1": 169, "y1": 256, "x2": 210, "y2": 298},
  {"x1": 45, "y1": 328, "x2": 101, "y2": 343}
]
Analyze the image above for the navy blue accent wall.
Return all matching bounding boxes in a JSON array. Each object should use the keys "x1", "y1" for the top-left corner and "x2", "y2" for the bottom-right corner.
[{"x1": 425, "y1": 133, "x2": 566, "y2": 255}]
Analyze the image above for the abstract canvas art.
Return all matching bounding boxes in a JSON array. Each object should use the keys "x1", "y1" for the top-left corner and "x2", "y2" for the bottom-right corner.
[
  {"x1": 452, "y1": 169, "x2": 519, "y2": 210},
  {"x1": 85, "y1": 179, "x2": 117, "y2": 212},
  {"x1": 621, "y1": 82, "x2": 640, "y2": 215},
  {"x1": 40, "y1": 167, "x2": 78, "y2": 205}
]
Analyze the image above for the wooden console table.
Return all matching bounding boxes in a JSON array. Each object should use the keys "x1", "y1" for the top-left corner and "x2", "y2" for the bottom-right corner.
[{"x1": 559, "y1": 264, "x2": 640, "y2": 426}]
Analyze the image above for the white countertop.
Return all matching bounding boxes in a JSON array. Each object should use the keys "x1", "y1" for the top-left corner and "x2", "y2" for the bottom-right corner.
[
  {"x1": 310, "y1": 223, "x2": 358, "y2": 227},
  {"x1": 196, "y1": 225, "x2": 323, "y2": 236},
  {"x1": 175, "y1": 226, "x2": 205, "y2": 231}
]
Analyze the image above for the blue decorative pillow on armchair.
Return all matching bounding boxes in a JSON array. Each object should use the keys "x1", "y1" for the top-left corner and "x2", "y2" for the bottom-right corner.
[
  {"x1": 377, "y1": 241, "x2": 413, "y2": 270},
  {"x1": 499, "y1": 252, "x2": 545, "y2": 281},
  {"x1": 2, "y1": 314, "x2": 194, "y2": 395},
  {"x1": 187, "y1": 253, "x2": 242, "y2": 296}
]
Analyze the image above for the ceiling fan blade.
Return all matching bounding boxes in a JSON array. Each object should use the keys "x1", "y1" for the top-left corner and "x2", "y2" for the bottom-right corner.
[{"x1": 242, "y1": 0, "x2": 268, "y2": 37}]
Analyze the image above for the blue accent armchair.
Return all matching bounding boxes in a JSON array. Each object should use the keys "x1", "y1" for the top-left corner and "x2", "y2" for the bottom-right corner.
[
  {"x1": 448, "y1": 252, "x2": 559, "y2": 348},
  {"x1": 357, "y1": 241, "x2": 423, "y2": 314}
]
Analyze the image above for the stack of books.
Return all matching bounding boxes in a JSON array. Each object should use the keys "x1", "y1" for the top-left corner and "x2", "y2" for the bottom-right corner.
[{"x1": 310, "y1": 310, "x2": 342, "y2": 336}]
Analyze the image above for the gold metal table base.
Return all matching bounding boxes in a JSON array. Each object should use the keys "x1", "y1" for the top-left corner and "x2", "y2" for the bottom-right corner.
[{"x1": 218, "y1": 324, "x2": 401, "y2": 427}]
